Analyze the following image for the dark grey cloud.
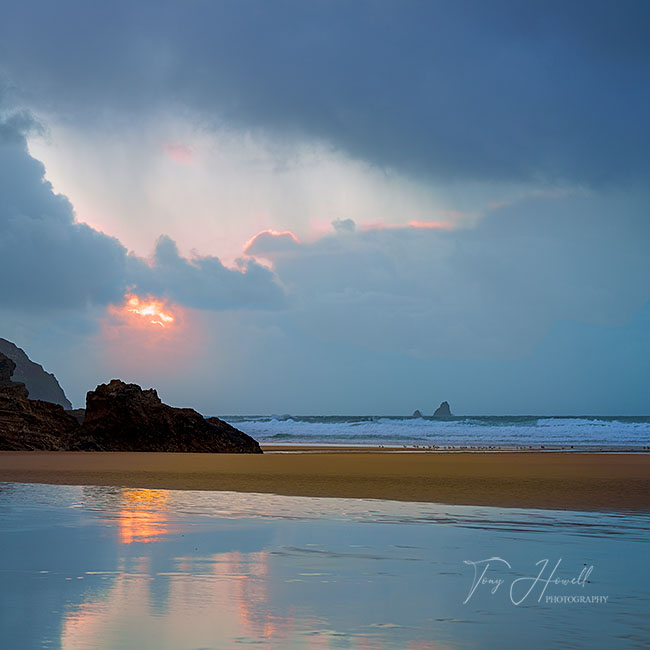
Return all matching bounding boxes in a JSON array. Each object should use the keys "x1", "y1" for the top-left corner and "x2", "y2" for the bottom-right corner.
[
  {"x1": 130, "y1": 235, "x2": 286, "y2": 310},
  {"x1": 1, "y1": 1, "x2": 648, "y2": 185},
  {"x1": 1, "y1": 2, "x2": 648, "y2": 414},
  {"x1": 246, "y1": 190, "x2": 650, "y2": 359},
  {"x1": 0, "y1": 110, "x2": 284, "y2": 312},
  {"x1": 0, "y1": 112, "x2": 128, "y2": 309}
]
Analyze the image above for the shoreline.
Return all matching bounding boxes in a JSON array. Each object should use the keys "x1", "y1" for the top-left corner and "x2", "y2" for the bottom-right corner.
[
  {"x1": 1, "y1": 450, "x2": 649, "y2": 512},
  {"x1": 261, "y1": 444, "x2": 649, "y2": 452}
]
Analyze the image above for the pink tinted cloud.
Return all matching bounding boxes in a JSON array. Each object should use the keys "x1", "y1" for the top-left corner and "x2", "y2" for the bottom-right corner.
[
  {"x1": 407, "y1": 220, "x2": 453, "y2": 230},
  {"x1": 242, "y1": 217, "x2": 459, "y2": 260},
  {"x1": 360, "y1": 219, "x2": 454, "y2": 232},
  {"x1": 163, "y1": 142, "x2": 194, "y2": 164},
  {"x1": 243, "y1": 229, "x2": 301, "y2": 256}
]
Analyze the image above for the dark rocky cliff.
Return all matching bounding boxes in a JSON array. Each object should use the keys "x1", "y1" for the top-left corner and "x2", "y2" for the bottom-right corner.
[
  {"x1": 0, "y1": 339, "x2": 72, "y2": 409},
  {"x1": 0, "y1": 350, "x2": 262, "y2": 452},
  {"x1": 0, "y1": 353, "x2": 79, "y2": 450}
]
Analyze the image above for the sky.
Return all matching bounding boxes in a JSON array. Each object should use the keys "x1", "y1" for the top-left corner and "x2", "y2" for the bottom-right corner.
[{"x1": 0, "y1": 0, "x2": 648, "y2": 414}]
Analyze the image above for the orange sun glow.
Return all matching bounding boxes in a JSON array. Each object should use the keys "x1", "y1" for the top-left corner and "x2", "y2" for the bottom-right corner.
[{"x1": 122, "y1": 293, "x2": 176, "y2": 327}]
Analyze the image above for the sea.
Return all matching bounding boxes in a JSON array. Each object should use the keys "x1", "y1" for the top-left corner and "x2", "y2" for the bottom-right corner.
[{"x1": 223, "y1": 415, "x2": 650, "y2": 450}]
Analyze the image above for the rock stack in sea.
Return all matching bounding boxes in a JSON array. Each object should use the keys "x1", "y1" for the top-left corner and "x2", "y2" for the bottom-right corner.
[{"x1": 433, "y1": 401, "x2": 452, "y2": 417}]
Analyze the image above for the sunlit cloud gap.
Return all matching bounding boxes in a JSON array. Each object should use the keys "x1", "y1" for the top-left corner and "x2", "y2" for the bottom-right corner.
[{"x1": 122, "y1": 293, "x2": 176, "y2": 328}]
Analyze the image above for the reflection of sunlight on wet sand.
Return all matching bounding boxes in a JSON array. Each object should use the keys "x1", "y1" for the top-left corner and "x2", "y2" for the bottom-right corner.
[
  {"x1": 306, "y1": 635, "x2": 332, "y2": 649},
  {"x1": 60, "y1": 542, "x2": 440, "y2": 649},
  {"x1": 61, "y1": 490, "x2": 450, "y2": 649},
  {"x1": 225, "y1": 551, "x2": 294, "y2": 642},
  {"x1": 62, "y1": 602, "x2": 105, "y2": 650},
  {"x1": 60, "y1": 551, "x2": 299, "y2": 649},
  {"x1": 58, "y1": 542, "x2": 450, "y2": 650},
  {"x1": 356, "y1": 639, "x2": 383, "y2": 650},
  {"x1": 118, "y1": 489, "x2": 169, "y2": 544},
  {"x1": 62, "y1": 558, "x2": 152, "y2": 649}
]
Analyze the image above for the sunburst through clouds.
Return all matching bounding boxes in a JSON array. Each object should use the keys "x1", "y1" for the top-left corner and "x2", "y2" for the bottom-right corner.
[{"x1": 120, "y1": 293, "x2": 176, "y2": 328}]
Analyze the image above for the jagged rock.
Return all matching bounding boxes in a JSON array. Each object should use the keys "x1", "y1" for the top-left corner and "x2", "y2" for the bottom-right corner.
[
  {"x1": 0, "y1": 339, "x2": 72, "y2": 409},
  {"x1": 433, "y1": 401, "x2": 452, "y2": 417},
  {"x1": 0, "y1": 356, "x2": 262, "y2": 452},
  {"x1": 70, "y1": 380, "x2": 262, "y2": 453},
  {"x1": 205, "y1": 417, "x2": 263, "y2": 453},
  {"x1": 0, "y1": 355, "x2": 29, "y2": 399},
  {"x1": 412, "y1": 409, "x2": 423, "y2": 418},
  {"x1": 0, "y1": 353, "x2": 79, "y2": 450},
  {"x1": 0, "y1": 354, "x2": 16, "y2": 384},
  {"x1": 65, "y1": 408, "x2": 86, "y2": 424}
]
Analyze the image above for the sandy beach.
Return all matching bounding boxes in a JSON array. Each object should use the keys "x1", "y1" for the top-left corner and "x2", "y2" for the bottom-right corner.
[{"x1": 0, "y1": 449, "x2": 648, "y2": 511}]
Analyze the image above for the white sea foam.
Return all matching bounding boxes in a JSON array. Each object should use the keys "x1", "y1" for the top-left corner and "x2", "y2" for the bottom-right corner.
[{"x1": 221, "y1": 415, "x2": 650, "y2": 448}]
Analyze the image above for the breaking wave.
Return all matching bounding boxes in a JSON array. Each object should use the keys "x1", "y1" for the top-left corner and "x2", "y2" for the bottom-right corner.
[{"x1": 220, "y1": 415, "x2": 650, "y2": 449}]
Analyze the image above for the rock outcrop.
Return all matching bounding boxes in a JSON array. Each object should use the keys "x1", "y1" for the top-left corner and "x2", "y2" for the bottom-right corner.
[
  {"x1": 412, "y1": 409, "x2": 423, "y2": 418},
  {"x1": 70, "y1": 380, "x2": 262, "y2": 453},
  {"x1": 204, "y1": 417, "x2": 263, "y2": 452},
  {"x1": 65, "y1": 409, "x2": 86, "y2": 424},
  {"x1": 0, "y1": 339, "x2": 72, "y2": 409},
  {"x1": 433, "y1": 401, "x2": 452, "y2": 417},
  {"x1": 0, "y1": 351, "x2": 262, "y2": 452},
  {"x1": 0, "y1": 354, "x2": 20, "y2": 387},
  {"x1": 0, "y1": 353, "x2": 79, "y2": 450}
]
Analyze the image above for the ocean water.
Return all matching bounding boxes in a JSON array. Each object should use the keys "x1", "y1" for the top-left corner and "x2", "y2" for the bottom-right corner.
[
  {"x1": 0, "y1": 483, "x2": 649, "y2": 649},
  {"x1": 223, "y1": 415, "x2": 650, "y2": 449}
]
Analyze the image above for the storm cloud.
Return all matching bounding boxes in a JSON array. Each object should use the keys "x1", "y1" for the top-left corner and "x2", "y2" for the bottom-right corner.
[
  {"x1": 131, "y1": 235, "x2": 286, "y2": 310},
  {"x1": 1, "y1": 0, "x2": 649, "y2": 185},
  {"x1": 0, "y1": 110, "x2": 284, "y2": 311},
  {"x1": 0, "y1": 2, "x2": 648, "y2": 413},
  {"x1": 0, "y1": 112, "x2": 127, "y2": 309},
  {"x1": 245, "y1": 190, "x2": 650, "y2": 360}
]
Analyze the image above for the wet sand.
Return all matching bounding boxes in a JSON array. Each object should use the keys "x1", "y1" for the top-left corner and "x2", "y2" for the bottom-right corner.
[{"x1": 0, "y1": 450, "x2": 648, "y2": 511}]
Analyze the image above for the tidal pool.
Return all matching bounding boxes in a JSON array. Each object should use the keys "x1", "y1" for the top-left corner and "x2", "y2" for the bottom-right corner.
[{"x1": 0, "y1": 482, "x2": 648, "y2": 649}]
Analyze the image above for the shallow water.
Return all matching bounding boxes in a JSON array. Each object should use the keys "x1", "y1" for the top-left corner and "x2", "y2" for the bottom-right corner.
[{"x1": 0, "y1": 483, "x2": 648, "y2": 649}]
